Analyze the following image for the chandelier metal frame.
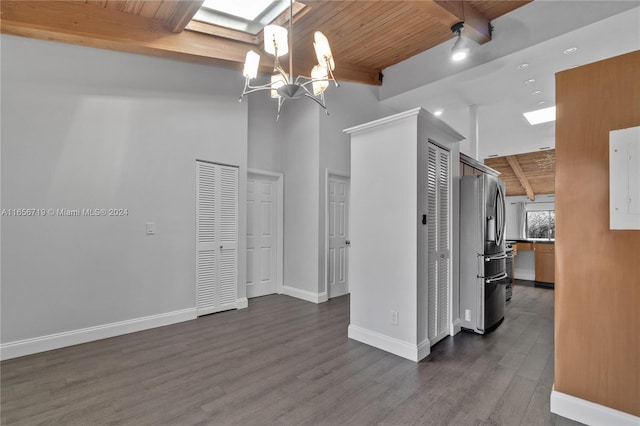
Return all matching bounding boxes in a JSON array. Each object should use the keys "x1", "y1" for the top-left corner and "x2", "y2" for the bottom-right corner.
[{"x1": 238, "y1": 0, "x2": 339, "y2": 119}]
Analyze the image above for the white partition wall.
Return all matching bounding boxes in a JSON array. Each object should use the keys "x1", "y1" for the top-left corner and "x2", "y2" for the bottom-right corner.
[{"x1": 345, "y1": 108, "x2": 463, "y2": 362}]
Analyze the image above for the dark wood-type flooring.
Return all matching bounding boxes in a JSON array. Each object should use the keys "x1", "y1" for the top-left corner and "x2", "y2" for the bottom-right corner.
[{"x1": 1, "y1": 281, "x2": 581, "y2": 425}]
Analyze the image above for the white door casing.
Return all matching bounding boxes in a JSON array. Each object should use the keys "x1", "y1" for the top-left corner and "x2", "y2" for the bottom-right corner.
[
  {"x1": 246, "y1": 175, "x2": 278, "y2": 298},
  {"x1": 327, "y1": 174, "x2": 350, "y2": 298},
  {"x1": 196, "y1": 161, "x2": 238, "y2": 316}
]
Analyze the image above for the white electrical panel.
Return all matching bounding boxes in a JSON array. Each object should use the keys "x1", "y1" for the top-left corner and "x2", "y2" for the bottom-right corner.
[{"x1": 610, "y1": 126, "x2": 640, "y2": 230}]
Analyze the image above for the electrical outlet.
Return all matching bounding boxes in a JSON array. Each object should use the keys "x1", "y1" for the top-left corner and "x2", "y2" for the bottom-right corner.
[
  {"x1": 465, "y1": 309, "x2": 471, "y2": 322},
  {"x1": 391, "y1": 310, "x2": 399, "y2": 325}
]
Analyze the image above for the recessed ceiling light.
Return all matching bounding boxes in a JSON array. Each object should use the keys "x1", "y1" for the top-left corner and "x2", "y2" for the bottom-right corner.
[
  {"x1": 524, "y1": 106, "x2": 556, "y2": 125},
  {"x1": 524, "y1": 78, "x2": 536, "y2": 85},
  {"x1": 517, "y1": 63, "x2": 529, "y2": 70},
  {"x1": 539, "y1": 146, "x2": 551, "y2": 150},
  {"x1": 434, "y1": 109, "x2": 443, "y2": 116},
  {"x1": 487, "y1": 154, "x2": 498, "y2": 158},
  {"x1": 531, "y1": 90, "x2": 543, "y2": 95},
  {"x1": 564, "y1": 47, "x2": 578, "y2": 54},
  {"x1": 537, "y1": 101, "x2": 546, "y2": 105}
]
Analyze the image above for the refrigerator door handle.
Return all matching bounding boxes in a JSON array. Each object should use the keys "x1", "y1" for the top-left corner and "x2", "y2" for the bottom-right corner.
[{"x1": 484, "y1": 272, "x2": 508, "y2": 284}]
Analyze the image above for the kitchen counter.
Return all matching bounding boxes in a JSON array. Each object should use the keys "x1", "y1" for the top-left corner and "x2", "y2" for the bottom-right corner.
[{"x1": 509, "y1": 241, "x2": 555, "y2": 284}]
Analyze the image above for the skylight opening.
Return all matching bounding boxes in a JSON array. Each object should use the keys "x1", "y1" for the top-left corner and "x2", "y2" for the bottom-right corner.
[
  {"x1": 523, "y1": 106, "x2": 556, "y2": 125},
  {"x1": 202, "y1": 0, "x2": 274, "y2": 21},
  {"x1": 194, "y1": 0, "x2": 294, "y2": 35}
]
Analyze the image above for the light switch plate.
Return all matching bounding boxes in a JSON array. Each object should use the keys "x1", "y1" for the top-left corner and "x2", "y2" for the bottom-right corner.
[{"x1": 146, "y1": 222, "x2": 155, "y2": 235}]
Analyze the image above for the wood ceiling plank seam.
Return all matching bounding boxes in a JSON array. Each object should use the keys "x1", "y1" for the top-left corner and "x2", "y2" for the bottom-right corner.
[
  {"x1": 330, "y1": 3, "x2": 417, "y2": 53},
  {"x1": 152, "y1": 1, "x2": 177, "y2": 22},
  {"x1": 121, "y1": 1, "x2": 144, "y2": 15},
  {"x1": 291, "y1": 1, "x2": 372, "y2": 48},
  {"x1": 139, "y1": 1, "x2": 164, "y2": 20},
  {"x1": 331, "y1": 5, "x2": 439, "y2": 68},
  {"x1": 359, "y1": 24, "x2": 452, "y2": 68},
  {"x1": 104, "y1": 1, "x2": 127, "y2": 12},
  {"x1": 289, "y1": 2, "x2": 352, "y2": 40},
  {"x1": 85, "y1": 1, "x2": 108, "y2": 8}
]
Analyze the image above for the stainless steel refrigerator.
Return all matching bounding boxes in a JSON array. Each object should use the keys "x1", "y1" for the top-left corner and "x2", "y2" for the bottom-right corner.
[{"x1": 460, "y1": 174, "x2": 508, "y2": 334}]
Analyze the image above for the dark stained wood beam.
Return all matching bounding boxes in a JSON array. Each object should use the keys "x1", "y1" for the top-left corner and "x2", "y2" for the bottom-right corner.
[
  {"x1": 411, "y1": 0, "x2": 492, "y2": 45},
  {"x1": 506, "y1": 155, "x2": 535, "y2": 201}
]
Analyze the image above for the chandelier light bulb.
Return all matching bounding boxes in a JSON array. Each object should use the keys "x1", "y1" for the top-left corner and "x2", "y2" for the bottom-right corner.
[
  {"x1": 264, "y1": 25, "x2": 288, "y2": 57},
  {"x1": 311, "y1": 65, "x2": 329, "y2": 96},
  {"x1": 243, "y1": 50, "x2": 260, "y2": 79},
  {"x1": 313, "y1": 31, "x2": 335, "y2": 71}
]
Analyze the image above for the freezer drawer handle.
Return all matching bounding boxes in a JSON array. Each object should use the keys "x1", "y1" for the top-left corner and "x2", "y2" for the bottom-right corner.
[
  {"x1": 485, "y1": 254, "x2": 507, "y2": 261},
  {"x1": 484, "y1": 272, "x2": 508, "y2": 284}
]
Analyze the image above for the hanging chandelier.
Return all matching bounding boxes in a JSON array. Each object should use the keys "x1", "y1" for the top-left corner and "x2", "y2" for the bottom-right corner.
[{"x1": 239, "y1": 0, "x2": 339, "y2": 119}]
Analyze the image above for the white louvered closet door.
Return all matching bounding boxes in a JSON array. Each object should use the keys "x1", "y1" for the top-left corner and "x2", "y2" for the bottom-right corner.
[
  {"x1": 426, "y1": 142, "x2": 451, "y2": 345},
  {"x1": 196, "y1": 161, "x2": 238, "y2": 316}
]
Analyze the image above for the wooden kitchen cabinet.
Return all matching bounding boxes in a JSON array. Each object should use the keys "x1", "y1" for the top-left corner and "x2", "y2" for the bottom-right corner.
[{"x1": 534, "y1": 243, "x2": 555, "y2": 283}]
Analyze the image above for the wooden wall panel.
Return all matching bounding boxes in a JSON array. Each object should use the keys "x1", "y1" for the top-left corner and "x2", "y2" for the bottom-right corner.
[{"x1": 555, "y1": 50, "x2": 640, "y2": 416}]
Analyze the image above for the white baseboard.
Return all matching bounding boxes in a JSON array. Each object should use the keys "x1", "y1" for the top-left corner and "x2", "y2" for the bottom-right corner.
[
  {"x1": 347, "y1": 324, "x2": 429, "y2": 362},
  {"x1": 550, "y1": 388, "x2": 640, "y2": 426},
  {"x1": 236, "y1": 298, "x2": 248, "y2": 309},
  {"x1": 282, "y1": 285, "x2": 326, "y2": 304},
  {"x1": 451, "y1": 318, "x2": 462, "y2": 336},
  {"x1": 0, "y1": 308, "x2": 197, "y2": 361},
  {"x1": 417, "y1": 338, "x2": 432, "y2": 360},
  {"x1": 514, "y1": 269, "x2": 535, "y2": 281}
]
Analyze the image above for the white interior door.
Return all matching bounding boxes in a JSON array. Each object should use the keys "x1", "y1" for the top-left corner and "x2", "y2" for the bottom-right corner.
[
  {"x1": 426, "y1": 143, "x2": 451, "y2": 344},
  {"x1": 327, "y1": 175, "x2": 349, "y2": 298},
  {"x1": 246, "y1": 175, "x2": 277, "y2": 298},
  {"x1": 196, "y1": 161, "x2": 238, "y2": 316}
]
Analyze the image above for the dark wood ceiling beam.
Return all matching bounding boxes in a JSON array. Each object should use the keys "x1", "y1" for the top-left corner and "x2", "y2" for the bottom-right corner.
[
  {"x1": 165, "y1": 0, "x2": 204, "y2": 33},
  {"x1": 506, "y1": 155, "x2": 536, "y2": 201},
  {"x1": 411, "y1": 0, "x2": 491, "y2": 45}
]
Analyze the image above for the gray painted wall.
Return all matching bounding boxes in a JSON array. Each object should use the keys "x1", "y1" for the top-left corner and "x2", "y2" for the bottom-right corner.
[{"x1": 1, "y1": 35, "x2": 248, "y2": 343}]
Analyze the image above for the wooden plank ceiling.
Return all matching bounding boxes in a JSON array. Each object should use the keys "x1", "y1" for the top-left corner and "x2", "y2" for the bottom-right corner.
[
  {"x1": 0, "y1": 0, "x2": 530, "y2": 85},
  {"x1": 485, "y1": 150, "x2": 556, "y2": 200}
]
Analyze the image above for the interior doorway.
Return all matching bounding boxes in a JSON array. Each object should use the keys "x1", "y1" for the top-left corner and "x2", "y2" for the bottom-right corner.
[
  {"x1": 246, "y1": 170, "x2": 283, "y2": 298},
  {"x1": 326, "y1": 171, "x2": 350, "y2": 299}
]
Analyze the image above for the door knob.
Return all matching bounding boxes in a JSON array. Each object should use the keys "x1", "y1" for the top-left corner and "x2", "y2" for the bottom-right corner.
[
  {"x1": 345, "y1": 240, "x2": 351, "y2": 246},
  {"x1": 220, "y1": 245, "x2": 223, "y2": 249}
]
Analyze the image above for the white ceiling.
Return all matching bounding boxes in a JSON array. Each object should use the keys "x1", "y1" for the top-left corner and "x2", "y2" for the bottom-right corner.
[{"x1": 380, "y1": 1, "x2": 640, "y2": 160}]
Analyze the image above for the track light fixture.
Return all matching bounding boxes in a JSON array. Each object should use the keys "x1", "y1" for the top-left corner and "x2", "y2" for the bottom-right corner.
[{"x1": 450, "y1": 22, "x2": 469, "y2": 61}]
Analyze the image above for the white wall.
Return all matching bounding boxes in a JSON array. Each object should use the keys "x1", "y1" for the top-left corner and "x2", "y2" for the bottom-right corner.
[
  {"x1": 276, "y1": 101, "x2": 321, "y2": 294},
  {"x1": 247, "y1": 92, "x2": 280, "y2": 173},
  {"x1": 1, "y1": 35, "x2": 248, "y2": 345},
  {"x1": 317, "y1": 82, "x2": 396, "y2": 297},
  {"x1": 247, "y1": 82, "x2": 393, "y2": 301}
]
